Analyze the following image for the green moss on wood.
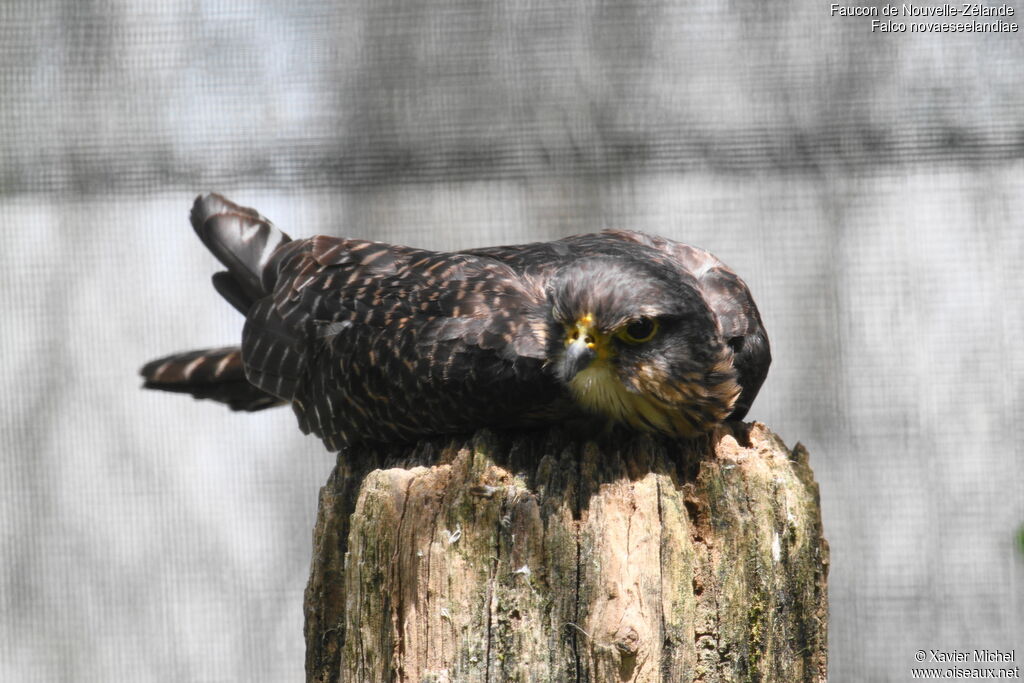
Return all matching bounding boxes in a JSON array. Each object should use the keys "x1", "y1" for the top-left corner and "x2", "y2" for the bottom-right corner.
[{"x1": 305, "y1": 423, "x2": 828, "y2": 683}]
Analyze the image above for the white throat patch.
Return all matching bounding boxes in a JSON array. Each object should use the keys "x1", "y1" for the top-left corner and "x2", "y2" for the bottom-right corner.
[{"x1": 568, "y1": 361, "x2": 680, "y2": 434}]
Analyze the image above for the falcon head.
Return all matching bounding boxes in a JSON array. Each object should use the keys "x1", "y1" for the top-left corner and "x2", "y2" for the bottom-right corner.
[{"x1": 546, "y1": 256, "x2": 740, "y2": 437}]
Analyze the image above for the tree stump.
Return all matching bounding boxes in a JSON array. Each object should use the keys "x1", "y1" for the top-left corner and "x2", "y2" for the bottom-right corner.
[{"x1": 304, "y1": 423, "x2": 829, "y2": 682}]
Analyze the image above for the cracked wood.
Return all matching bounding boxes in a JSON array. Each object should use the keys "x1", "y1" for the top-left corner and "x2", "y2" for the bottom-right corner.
[{"x1": 304, "y1": 423, "x2": 829, "y2": 682}]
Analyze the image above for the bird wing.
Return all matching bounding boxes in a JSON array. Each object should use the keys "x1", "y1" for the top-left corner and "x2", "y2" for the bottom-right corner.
[{"x1": 243, "y1": 236, "x2": 559, "y2": 448}]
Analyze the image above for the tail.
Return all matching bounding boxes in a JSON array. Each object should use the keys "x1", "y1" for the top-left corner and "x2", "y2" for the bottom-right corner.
[
  {"x1": 189, "y1": 193, "x2": 292, "y2": 315},
  {"x1": 140, "y1": 194, "x2": 293, "y2": 411},
  {"x1": 140, "y1": 347, "x2": 283, "y2": 411}
]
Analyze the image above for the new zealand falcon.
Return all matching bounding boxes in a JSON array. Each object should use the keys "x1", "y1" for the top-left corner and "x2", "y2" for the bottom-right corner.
[{"x1": 142, "y1": 194, "x2": 771, "y2": 450}]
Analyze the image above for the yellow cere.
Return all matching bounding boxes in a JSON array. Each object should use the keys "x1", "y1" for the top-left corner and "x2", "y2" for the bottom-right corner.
[
  {"x1": 562, "y1": 313, "x2": 693, "y2": 435},
  {"x1": 566, "y1": 314, "x2": 614, "y2": 361}
]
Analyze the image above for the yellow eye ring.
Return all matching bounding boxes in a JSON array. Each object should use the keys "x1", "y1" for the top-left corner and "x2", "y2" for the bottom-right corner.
[{"x1": 617, "y1": 317, "x2": 659, "y2": 344}]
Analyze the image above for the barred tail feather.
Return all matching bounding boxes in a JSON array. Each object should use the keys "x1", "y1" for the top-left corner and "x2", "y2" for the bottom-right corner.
[
  {"x1": 190, "y1": 193, "x2": 292, "y2": 314},
  {"x1": 141, "y1": 195, "x2": 294, "y2": 413},
  {"x1": 140, "y1": 346, "x2": 282, "y2": 412}
]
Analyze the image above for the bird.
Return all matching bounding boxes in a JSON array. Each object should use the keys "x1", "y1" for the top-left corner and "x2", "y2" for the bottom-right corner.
[{"x1": 141, "y1": 194, "x2": 770, "y2": 451}]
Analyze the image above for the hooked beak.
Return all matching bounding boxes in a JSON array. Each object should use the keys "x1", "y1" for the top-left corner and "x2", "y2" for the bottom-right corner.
[
  {"x1": 562, "y1": 337, "x2": 596, "y2": 380},
  {"x1": 560, "y1": 315, "x2": 600, "y2": 381}
]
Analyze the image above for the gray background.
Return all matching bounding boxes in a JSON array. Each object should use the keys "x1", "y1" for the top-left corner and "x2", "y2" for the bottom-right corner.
[{"x1": 1, "y1": 1, "x2": 1022, "y2": 681}]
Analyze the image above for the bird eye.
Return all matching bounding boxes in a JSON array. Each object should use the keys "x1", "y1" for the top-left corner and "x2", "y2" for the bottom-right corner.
[{"x1": 618, "y1": 317, "x2": 659, "y2": 344}]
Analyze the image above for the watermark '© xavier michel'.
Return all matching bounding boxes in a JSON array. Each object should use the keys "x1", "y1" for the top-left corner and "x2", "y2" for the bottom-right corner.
[
  {"x1": 910, "y1": 649, "x2": 1020, "y2": 680},
  {"x1": 916, "y1": 650, "x2": 1016, "y2": 663}
]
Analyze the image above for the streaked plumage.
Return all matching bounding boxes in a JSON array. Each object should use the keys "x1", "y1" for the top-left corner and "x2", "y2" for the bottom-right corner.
[{"x1": 142, "y1": 194, "x2": 770, "y2": 450}]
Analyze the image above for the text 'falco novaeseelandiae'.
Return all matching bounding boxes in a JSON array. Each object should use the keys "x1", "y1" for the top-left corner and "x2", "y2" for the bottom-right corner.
[{"x1": 141, "y1": 194, "x2": 770, "y2": 450}]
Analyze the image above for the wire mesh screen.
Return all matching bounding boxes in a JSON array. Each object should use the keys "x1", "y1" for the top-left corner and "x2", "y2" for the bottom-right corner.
[{"x1": 1, "y1": 1, "x2": 1022, "y2": 681}]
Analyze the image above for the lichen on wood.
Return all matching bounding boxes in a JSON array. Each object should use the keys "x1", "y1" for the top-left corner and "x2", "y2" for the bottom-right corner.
[{"x1": 304, "y1": 423, "x2": 829, "y2": 682}]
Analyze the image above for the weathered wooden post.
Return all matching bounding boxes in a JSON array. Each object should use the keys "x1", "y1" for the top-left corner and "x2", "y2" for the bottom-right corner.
[{"x1": 304, "y1": 422, "x2": 828, "y2": 682}]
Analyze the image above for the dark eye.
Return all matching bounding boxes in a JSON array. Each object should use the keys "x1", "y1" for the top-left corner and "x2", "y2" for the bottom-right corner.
[{"x1": 619, "y1": 317, "x2": 659, "y2": 344}]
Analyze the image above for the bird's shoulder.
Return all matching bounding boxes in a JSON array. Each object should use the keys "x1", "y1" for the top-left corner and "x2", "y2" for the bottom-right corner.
[
  {"x1": 268, "y1": 235, "x2": 541, "y2": 322},
  {"x1": 254, "y1": 235, "x2": 562, "y2": 447},
  {"x1": 257, "y1": 234, "x2": 554, "y2": 379},
  {"x1": 461, "y1": 229, "x2": 720, "y2": 277},
  {"x1": 460, "y1": 230, "x2": 661, "y2": 274},
  {"x1": 594, "y1": 231, "x2": 764, "y2": 336}
]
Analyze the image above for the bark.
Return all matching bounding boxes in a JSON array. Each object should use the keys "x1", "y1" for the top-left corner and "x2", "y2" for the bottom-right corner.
[{"x1": 304, "y1": 422, "x2": 829, "y2": 683}]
